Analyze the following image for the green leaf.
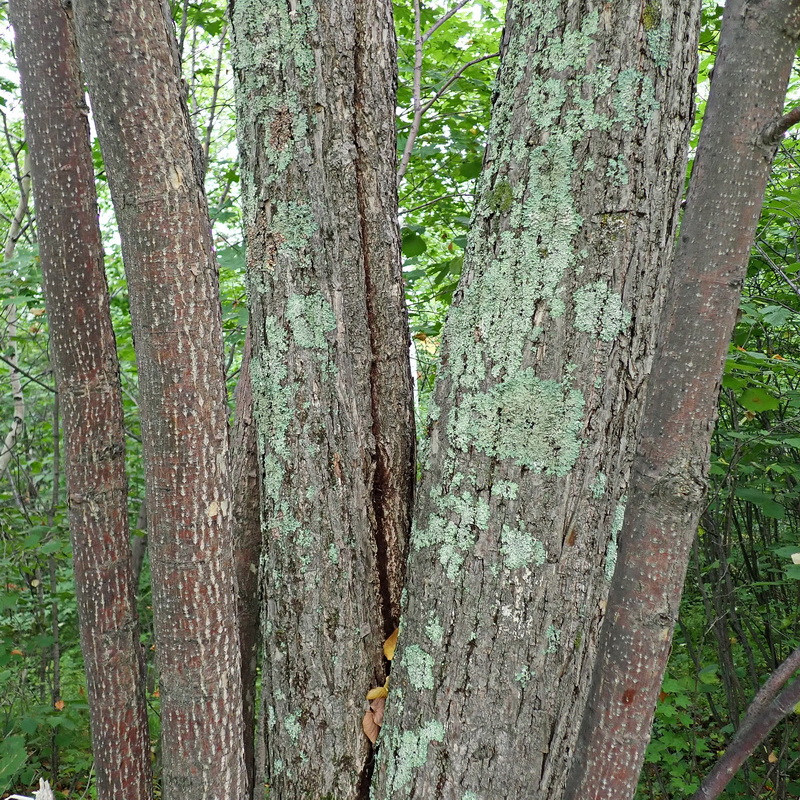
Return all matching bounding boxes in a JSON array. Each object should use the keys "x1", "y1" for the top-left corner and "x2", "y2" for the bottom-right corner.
[
  {"x1": 401, "y1": 230, "x2": 427, "y2": 257},
  {"x1": 0, "y1": 735, "x2": 28, "y2": 791},
  {"x1": 738, "y1": 387, "x2": 780, "y2": 412}
]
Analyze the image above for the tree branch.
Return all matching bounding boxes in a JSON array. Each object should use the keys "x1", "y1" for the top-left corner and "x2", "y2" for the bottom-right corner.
[
  {"x1": 397, "y1": 51, "x2": 498, "y2": 185},
  {"x1": 761, "y1": 104, "x2": 800, "y2": 146},
  {"x1": 692, "y1": 645, "x2": 800, "y2": 800},
  {"x1": 422, "y1": 0, "x2": 471, "y2": 43}
]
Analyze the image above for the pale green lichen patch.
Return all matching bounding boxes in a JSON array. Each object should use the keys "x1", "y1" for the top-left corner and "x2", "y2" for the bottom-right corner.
[
  {"x1": 250, "y1": 316, "x2": 295, "y2": 501},
  {"x1": 573, "y1": 281, "x2": 631, "y2": 342},
  {"x1": 424, "y1": 612, "x2": 444, "y2": 645},
  {"x1": 270, "y1": 201, "x2": 318, "y2": 252},
  {"x1": 606, "y1": 156, "x2": 629, "y2": 186},
  {"x1": 230, "y1": 0, "x2": 318, "y2": 185},
  {"x1": 515, "y1": 665, "x2": 533, "y2": 687},
  {"x1": 402, "y1": 644, "x2": 435, "y2": 691},
  {"x1": 412, "y1": 489, "x2": 491, "y2": 581},
  {"x1": 286, "y1": 292, "x2": 336, "y2": 350},
  {"x1": 449, "y1": 370, "x2": 584, "y2": 477},
  {"x1": 613, "y1": 69, "x2": 660, "y2": 130},
  {"x1": 381, "y1": 720, "x2": 446, "y2": 794},
  {"x1": 591, "y1": 472, "x2": 607, "y2": 499},
  {"x1": 605, "y1": 498, "x2": 627, "y2": 580},
  {"x1": 327, "y1": 542, "x2": 339, "y2": 566},
  {"x1": 546, "y1": 625, "x2": 562, "y2": 653},
  {"x1": 491, "y1": 480, "x2": 519, "y2": 500},
  {"x1": 647, "y1": 20, "x2": 672, "y2": 71},
  {"x1": 284, "y1": 710, "x2": 302, "y2": 743},
  {"x1": 501, "y1": 523, "x2": 547, "y2": 570}
]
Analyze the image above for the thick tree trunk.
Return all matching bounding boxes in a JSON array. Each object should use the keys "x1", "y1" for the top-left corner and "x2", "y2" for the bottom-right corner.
[
  {"x1": 72, "y1": 1, "x2": 246, "y2": 796},
  {"x1": 565, "y1": 3, "x2": 800, "y2": 798},
  {"x1": 230, "y1": 0, "x2": 415, "y2": 795},
  {"x1": 372, "y1": 0, "x2": 700, "y2": 797},
  {"x1": 9, "y1": 2, "x2": 152, "y2": 798}
]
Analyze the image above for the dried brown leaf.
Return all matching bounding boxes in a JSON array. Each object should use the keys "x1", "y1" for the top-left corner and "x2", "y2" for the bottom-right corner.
[
  {"x1": 370, "y1": 695, "x2": 386, "y2": 727},
  {"x1": 362, "y1": 709, "x2": 379, "y2": 743}
]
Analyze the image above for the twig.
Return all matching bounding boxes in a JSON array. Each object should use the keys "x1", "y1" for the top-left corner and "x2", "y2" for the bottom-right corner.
[
  {"x1": 422, "y1": 0, "x2": 471, "y2": 43},
  {"x1": 0, "y1": 354, "x2": 55, "y2": 393}
]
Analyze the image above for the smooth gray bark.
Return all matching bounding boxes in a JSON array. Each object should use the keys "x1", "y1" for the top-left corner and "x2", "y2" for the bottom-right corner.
[
  {"x1": 372, "y1": 0, "x2": 700, "y2": 796},
  {"x1": 9, "y1": 1, "x2": 152, "y2": 797},
  {"x1": 72, "y1": 1, "x2": 246, "y2": 796},
  {"x1": 230, "y1": 0, "x2": 415, "y2": 795}
]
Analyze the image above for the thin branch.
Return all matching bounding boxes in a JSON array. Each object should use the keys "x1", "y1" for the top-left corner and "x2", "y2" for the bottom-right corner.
[
  {"x1": 0, "y1": 353, "x2": 55, "y2": 393},
  {"x1": 418, "y1": 51, "x2": 499, "y2": 120},
  {"x1": 404, "y1": 192, "x2": 472, "y2": 214},
  {"x1": 397, "y1": 0, "x2": 424, "y2": 185},
  {"x1": 692, "y1": 646, "x2": 800, "y2": 800},
  {"x1": 422, "y1": 0, "x2": 471, "y2": 43},
  {"x1": 398, "y1": 51, "x2": 498, "y2": 185},
  {"x1": 754, "y1": 241, "x2": 800, "y2": 299},
  {"x1": 203, "y1": 22, "x2": 228, "y2": 167},
  {"x1": 762, "y1": 104, "x2": 800, "y2": 146}
]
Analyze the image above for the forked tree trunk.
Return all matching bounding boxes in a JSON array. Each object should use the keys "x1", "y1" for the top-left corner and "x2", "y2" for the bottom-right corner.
[
  {"x1": 565, "y1": 3, "x2": 800, "y2": 798},
  {"x1": 372, "y1": 0, "x2": 700, "y2": 796},
  {"x1": 9, "y1": 1, "x2": 151, "y2": 798},
  {"x1": 72, "y1": 1, "x2": 246, "y2": 796},
  {"x1": 229, "y1": 0, "x2": 415, "y2": 795}
]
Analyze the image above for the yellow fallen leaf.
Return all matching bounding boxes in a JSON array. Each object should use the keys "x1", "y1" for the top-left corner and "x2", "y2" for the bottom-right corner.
[
  {"x1": 384, "y1": 628, "x2": 399, "y2": 661},
  {"x1": 768, "y1": 750, "x2": 778, "y2": 763},
  {"x1": 366, "y1": 677, "x2": 389, "y2": 701}
]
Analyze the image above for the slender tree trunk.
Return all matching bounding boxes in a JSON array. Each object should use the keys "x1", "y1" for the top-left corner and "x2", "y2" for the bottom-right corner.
[
  {"x1": 230, "y1": 0, "x2": 415, "y2": 795},
  {"x1": 72, "y1": 1, "x2": 246, "y2": 796},
  {"x1": 372, "y1": 0, "x2": 700, "y2": 796},
  {"x1": 565, "y1": 3, "x2": 800, "y2": 798},
  {"x1": 9, "y1": 2, "x2": 152, "y2": 797}
]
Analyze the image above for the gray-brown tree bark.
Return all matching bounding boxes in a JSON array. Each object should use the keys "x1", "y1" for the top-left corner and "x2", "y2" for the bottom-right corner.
[
  {"x1": 371, "y1": 0, "x2": 701, "y2": 796},
  {"x1": 565, "y1": 3, "x2": 800, "y2": 798},
  {"x1": 9, "y1": 1, "x2": 152, "y2": 797},
  {"x1": 72, "y1": 0, "x2": 246, "y2": 796},
  {"x1": 230, "y1": 0, "x2": 415, "y2": 795}
]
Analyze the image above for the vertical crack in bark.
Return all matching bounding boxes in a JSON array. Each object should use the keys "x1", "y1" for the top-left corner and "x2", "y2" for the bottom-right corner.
[{"x1": 352, "y1": 10, "x2": 403, "y2": 642}]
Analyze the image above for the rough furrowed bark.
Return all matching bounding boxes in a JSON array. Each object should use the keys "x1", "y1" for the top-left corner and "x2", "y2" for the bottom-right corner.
[
  {"x1": 71, "y1": 1, "x2": 246, "y2": 797},
  {"x1": 371, "y1": 0, "x2": 700, "y2": 797},
  {"x1": 229, "y1": 0, "x2": 415, "y2": 796},
  {"x1": 564, "y1": 3, "x2": 800, "y2": 799},
  {"x1": 9, "y1": 2, "x2": 152, "y2": 798}
]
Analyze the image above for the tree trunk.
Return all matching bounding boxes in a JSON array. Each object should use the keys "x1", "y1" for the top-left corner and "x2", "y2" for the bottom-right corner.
[
  {"x1": 72, "y1": 1, "x2": 246, "y2": 796},
  {"x1": 9, "y1": 1, "x2": 152, "y2": 797},
  {"x1": 565, "y1": 3, "x2": 800, "y2": 798},
  {"x1": 372, "y1": 0, "x2": 700, "y2": 796},
  {"x1": 229, "y1": 0, "x2": 415, "y2": 795}
]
